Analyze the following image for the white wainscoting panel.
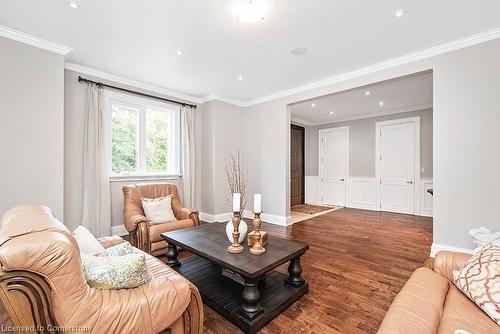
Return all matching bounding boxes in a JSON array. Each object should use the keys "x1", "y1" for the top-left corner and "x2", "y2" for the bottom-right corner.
[
  {"x1": 305, "y1": 176, "x2": 321, "y2": 205},
  {"x1": 420, "y1": 179, "x2": 433, "y2": 217},
  {"x1": 348, "y1": 177, "x2": 377, "y2": 210}
]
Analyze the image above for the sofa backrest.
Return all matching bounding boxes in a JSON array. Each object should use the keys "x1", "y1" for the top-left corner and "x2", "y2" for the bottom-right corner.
[{"x1": 0, "y1": 204, "x2": 89, "y2": 325}]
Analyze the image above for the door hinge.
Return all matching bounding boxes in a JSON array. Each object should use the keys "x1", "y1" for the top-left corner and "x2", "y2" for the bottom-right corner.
[
  {"x1": 379, "y1": 179, "x2": 382, "y2": 184},
  {"x1": 380, "y1": 155, "x2": 382, "y2": 160}
]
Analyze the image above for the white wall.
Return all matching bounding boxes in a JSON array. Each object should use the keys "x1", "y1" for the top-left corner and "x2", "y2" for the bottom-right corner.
[
  {"x1": 200, "y1": 100, "x2": 245, "y2": 219},
  {"x1": 0, "y1": 37, "x2": 65, "y2": 219},
  {"x1": 64, "y1": 69, "x2": 202, "y2": 232},
  {"x1": 243, "y1": 38, "x2": 500, "y2": 249}
]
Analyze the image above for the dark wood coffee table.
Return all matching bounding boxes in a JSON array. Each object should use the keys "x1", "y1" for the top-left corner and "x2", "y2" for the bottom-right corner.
[{"x1": 161, "y1": 223, "x2": 309, "y2": 334}]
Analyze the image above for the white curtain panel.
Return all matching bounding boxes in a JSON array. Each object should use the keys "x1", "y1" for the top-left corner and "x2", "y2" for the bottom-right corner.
[
  {"x1": 81, "y1": 85, "x2": 111, "y2": 237},
  {"x1": 181, "y1": 105, "x2": 196, "y2": 208}
]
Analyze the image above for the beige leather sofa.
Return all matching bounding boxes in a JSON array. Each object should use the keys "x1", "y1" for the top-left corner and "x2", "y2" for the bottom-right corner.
[
  {"x1": 123, "y1": 184, "x2": 200, "y2": 256},
  {"x1": 0, "y1": 204, "x2": 203, "y2": 334},
  {"x1": 378, "y1": 251, "x2": 500, "y2": 333}
]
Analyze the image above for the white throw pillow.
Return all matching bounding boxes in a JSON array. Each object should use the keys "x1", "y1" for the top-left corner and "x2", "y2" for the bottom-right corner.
[
  {"x1": 73, "y1": 225, "x2": 105, "y2": 255},
  {"x1": 141, "y1": 195, "x2": 177, "y2": 225}
]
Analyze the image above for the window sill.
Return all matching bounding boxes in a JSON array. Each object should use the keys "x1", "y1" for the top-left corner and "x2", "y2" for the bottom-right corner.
[{"x1": 109, "y1": 174, "x2": 182, "y2": 183}]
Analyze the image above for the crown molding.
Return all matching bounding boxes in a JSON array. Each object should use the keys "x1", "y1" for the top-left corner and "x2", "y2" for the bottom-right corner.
[
  {"x1": 64, "y1": 62, "x2": 202, "y2": 104},
  {"x1": 199, "y1": 94, "x2": 247, "y2": 107},
  {"x1": 243, "y1": 27, "x2": 500, "y2": 107},
  {"x1": 301, "y1": 104, "x2": 433, "y2": 126},
  {"x1": 290, "y1": 117, "x2": 314, "y2": 127},
  {"x1": 0, "y1": 25, "x2": 72, "y2": 56}
]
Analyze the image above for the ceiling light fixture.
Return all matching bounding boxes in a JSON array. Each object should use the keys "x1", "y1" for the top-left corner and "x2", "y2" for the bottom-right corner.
[
  {"x1": 176, "y1": 50, "x2": 182, "y2": 56},
  {"x1": 329, "y1": 111, "x2": 334, "y2": 115},
  {"x1": 238, "y1": 75, "x2": 243, "y2": 81},
  {"x1": 291, "y1": 46, "x2": 307, "y2": 56},
  {"x1": 379, "y1": 101, "x2": 384, "y2": 106},
  {"x1": 311, "y1": 103, "x2": 316, "y2": 107},
  {"x1": 232, "y1": 0, "x2": 268, "y2": 23},
  {"x1": 365, "y1": 91, "x2": 371, "y2": 96},
  {"x1": 393, "y1": 9, "x2": 405, "y2": 18}
]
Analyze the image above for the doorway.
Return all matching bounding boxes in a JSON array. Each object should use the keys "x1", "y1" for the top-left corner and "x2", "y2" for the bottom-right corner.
[
  {"x1": 319, "y1": 126, "x2": 349, "y2": 206},
  {"x1": 290, "y1": 124, "x2": 305, "y2": 206},
  {"x1": 376, "y1": 117, "x2": 420, "y2": 214}
]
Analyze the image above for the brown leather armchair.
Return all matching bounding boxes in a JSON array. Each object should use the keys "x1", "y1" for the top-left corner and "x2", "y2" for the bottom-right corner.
[
  {"x1": 0, "y1": 204, "x2": 203, "y2": 334},
  {"x1": 122, "y1": 184, "x2": 200, "y2": 256}
]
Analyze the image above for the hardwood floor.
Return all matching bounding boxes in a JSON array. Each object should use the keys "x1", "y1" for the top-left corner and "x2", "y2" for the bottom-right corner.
[
  {"x1": 202, "y1": 208, "x2": 432, "y2": 334},
  {"x1": 0, "y1": 208, "x2": 432, "y2": 333}
]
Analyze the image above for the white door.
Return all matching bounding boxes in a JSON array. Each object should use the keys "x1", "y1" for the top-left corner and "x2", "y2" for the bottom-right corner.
[
  {"x1": 320, "y1": 127, "x2": 349, "y2": 206},
  {"x1": 378, "y1": 122, "x2": 416, "y2": 214}
]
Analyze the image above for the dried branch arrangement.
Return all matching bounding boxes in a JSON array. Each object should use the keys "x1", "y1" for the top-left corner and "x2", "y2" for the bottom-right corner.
[{"x1": 225, "y1": 150, "x2": 247, "y2": 214}]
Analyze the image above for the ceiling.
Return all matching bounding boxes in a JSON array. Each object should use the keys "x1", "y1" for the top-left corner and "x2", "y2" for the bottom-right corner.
[
  {"x1": 290, "y1": 71, "x2": 433, "y2": 125},
  {"x1": 0, "y1": 1, "x2": 499, "y2": 103}
]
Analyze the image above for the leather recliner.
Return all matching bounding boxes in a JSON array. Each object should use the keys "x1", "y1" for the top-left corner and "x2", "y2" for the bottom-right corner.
[
  {"x1": 122, "y1": 184, "x2": 200, "y2": 256},
  {"x1": 0, "y1": 204, "x2": 203, "y2": 334},
  {"x1": 378, "y1": 250, "x2": 500, "y2": 333}
]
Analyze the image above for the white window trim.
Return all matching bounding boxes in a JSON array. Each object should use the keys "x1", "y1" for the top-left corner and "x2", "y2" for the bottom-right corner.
[{"x1": 105, "y1": 90, "x2": 181, "y2": 179}]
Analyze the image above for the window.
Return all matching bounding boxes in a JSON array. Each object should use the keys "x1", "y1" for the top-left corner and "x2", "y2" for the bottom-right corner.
[{"x1": 109, "y1": 93, "x2": 180, "y2": 176}]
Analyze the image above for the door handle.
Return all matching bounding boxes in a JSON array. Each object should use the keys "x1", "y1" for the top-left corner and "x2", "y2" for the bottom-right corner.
[{"x1": 406, "y1": 181, "x2": 413, "y2": 184}]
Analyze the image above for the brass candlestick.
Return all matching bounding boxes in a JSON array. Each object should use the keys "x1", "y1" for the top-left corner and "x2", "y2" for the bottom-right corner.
[
  {"x1": 249, "y1": 212, "x2": 266, "y2": 255},
  {"x1": 228, "y1": 211, "x2": 244, "y2": 254}
]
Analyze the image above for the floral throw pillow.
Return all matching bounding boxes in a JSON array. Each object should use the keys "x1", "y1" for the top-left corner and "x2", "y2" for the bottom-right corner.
[
  {"x1": 453, "y1": 244, "x2": 500, "y2": 326},
  {"x1": 101, "y1": 241, "x2": 134, "y2": 257},
  {"x1": 82, "y1": 253, "x2": 150, "y2": 290}
]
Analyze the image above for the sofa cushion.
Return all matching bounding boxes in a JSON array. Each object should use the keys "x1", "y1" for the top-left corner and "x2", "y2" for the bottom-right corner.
[
  {"x1": 73, "y1": 225, "x2": 106, "y2": 254},
  {"x1": 453, "y1": 244, "x2": 500, "y2": 326},
  {"x1": 149, "y1": 218, "x2": 195, "y2": 243},
  {"x1": 438, "y1": 285, "x2": 500, "y2": 333},
  {"x1": 378, "y1": 267, "x2": 450, "y2": 334}
]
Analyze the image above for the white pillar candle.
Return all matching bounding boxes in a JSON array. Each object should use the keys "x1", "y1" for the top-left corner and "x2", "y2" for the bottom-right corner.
[
  {"x1": 232, "y1": 193, "x2": 241, "y2": 212},
  {"x1": 254, "y1": 194, "x2": 262, "y2": 213}
]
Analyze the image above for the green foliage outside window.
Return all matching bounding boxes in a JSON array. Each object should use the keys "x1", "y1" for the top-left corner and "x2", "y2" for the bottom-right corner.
[{"x1": 111, "y1": 104, "x2": 138, "y2": 173}]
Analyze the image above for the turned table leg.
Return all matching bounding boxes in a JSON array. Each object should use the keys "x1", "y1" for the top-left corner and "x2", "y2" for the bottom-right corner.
[
  {"x1": 240, "y1": 279, "x2": 264, "y2": 320},
  {"x1": 166, "y1": 243, "x2": 180, "y2": 268},
  {"x1": 285, "y1": 257, "x2": 305, "y2": 287}
]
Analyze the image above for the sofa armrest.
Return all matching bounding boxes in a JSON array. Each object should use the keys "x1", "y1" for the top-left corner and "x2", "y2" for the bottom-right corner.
[
  {"x1": 125, "y1": 213, "x2": 149, "y2": 233},
  {"x1": 97, "y1": 235, "x2": 125, "y2": 248},
  {"x1": 432, "y1": 250, "x2": 472, "y2": 281},
  {"x1": 174, "y1": 207, "x2": 200, "y2": 225}
]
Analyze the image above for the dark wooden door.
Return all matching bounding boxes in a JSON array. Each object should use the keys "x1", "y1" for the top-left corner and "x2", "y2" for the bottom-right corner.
[{"x1": 291, "y1": 124, "x2": 305, "y2": 206}]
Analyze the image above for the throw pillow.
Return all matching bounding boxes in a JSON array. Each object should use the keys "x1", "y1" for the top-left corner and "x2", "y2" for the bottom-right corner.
[
  {"x1": 73, "y1": 225, "x2": 105, "y2": 255},
  {"x1": 81, "y1": 253, "x2": 150, "y2": 289},
  {"x1": 101, "y1": 241, "x2": 134, "y2": 257},
  {"x1": 453, "y1": 244, "x2": 500, "y2": 325},
  {"x1": 141, "y1": 195, "x2": 177, "y2": 224}
]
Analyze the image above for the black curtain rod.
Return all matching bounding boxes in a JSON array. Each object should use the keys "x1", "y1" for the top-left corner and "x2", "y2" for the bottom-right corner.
[{"x1": 78, "y1": 76, "x2": 197, "y2": 109}]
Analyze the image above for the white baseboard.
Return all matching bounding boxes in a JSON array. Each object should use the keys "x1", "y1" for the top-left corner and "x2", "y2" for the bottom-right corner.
[
  {"x1": 430, "y1": 243, "x2": 473, "y2": 257},
  {"x1": 200, "y1": 211, "x2": 291, "y2": 226},
  {"x1": 111, "y1": 225, "x2": 128, "y2": 237}
]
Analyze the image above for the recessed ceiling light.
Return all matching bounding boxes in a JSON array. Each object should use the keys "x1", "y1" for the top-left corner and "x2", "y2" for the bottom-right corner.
[
  {"x1": 67, "y1": 0, "x2": 79, "y2": 9},
  {"x1": 379, "y1": 101, "x2": 384, "y2": 106},
  {"x1": 329, "y1": 111, "x2": 334, "y2": 115},
  {"x1": 176, "y1": 50, "x2": 182, "y2": 56},
  {"x1": 393, "y1": 9, "x2": 405, "y2": 18},
  {"x1": 311, "y1": 103, "x2": 316, "y2": 107},
  {"x1": 238, "y1": 75, "x2": 243, "y2": 81},
  {"x1": 232, "y1": 0, "x2": 268, "y2": 23},
  {"x1": 291, "y1": 46, "x2": 307, "y2": 56},
  {"x1": 365, "y1": 91, "x2": 371, "y2": 96}
]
